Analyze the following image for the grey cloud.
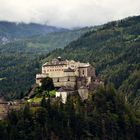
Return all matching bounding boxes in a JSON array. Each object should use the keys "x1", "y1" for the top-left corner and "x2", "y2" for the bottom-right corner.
[{"x1": 0, "y1": 0, "x2": 140, "y2": 28}]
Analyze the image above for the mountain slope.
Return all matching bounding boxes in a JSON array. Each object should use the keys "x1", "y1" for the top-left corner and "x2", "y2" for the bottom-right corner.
[
  {"x1": 0, "y1": 85, "x2": 140, "y2": 140},
  {"x1": 0, "y1": 21, "x2": 68, "y2": 44},
  {"x1": 0, "y1": 27, "x2": 94, "y2": 100},
  {"x1": 47, "y1": 15, "x2": 140, "y2": 108}
]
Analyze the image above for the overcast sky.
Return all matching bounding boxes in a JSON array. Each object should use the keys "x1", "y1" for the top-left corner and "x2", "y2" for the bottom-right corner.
[{"x1": 0, "y1": 0, "x2": 140, "y2": 28}]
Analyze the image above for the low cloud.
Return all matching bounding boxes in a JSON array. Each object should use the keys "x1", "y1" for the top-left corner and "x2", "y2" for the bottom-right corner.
[{"x1": 0, "y1": 0, "x2": 140, "y2": 28}]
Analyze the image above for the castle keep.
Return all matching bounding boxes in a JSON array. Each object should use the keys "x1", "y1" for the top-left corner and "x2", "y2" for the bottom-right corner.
[{"x1": 36, "y1": 57, "x2": 102, "y2": 103}]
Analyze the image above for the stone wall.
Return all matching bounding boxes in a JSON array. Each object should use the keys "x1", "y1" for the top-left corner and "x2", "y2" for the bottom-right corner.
[
  {"x1": 0, "y1": 100, "x2": 22, "y2": 120},
  {"x1": 78, "y1": 88, "x2": 89, "y2": 100},
  {"x1": 56, "y1": 90, "x2": 77, "y2": 103},
  {"x1": 42, "y1": 64, "x2": 67, "y2": 77},
  {"x1": 53, "y1": 76, "x2": 76, "y2": 89},
  {"x1": 56, "y1": 91, "x2": 68, "y2": 103},
  {"x1": 36, "y1": 58, "x2": 98, "y2": 90}
]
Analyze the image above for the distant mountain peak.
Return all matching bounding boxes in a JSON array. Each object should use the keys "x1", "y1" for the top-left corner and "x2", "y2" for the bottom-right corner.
[{"x1": 0, "y1": 21, "x2": 69, "y2": 41}]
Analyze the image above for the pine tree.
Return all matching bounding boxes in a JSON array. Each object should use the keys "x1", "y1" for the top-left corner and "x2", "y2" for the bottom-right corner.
[{"x1": 40, "y1": 95, "x2": 47, "y2": 108}]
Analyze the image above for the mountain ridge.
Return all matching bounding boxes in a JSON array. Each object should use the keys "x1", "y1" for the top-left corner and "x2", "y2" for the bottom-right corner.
[
  {"x1": 0, "y1": 21, "x2": 69, "y2": 44},
  {"x1": 46, "y1": 15, "x2": 140, "y2": 108}
]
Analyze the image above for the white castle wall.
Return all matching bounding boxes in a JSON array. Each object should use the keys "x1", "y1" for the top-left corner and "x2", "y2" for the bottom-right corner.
[{"x1": 36, "y1": 58, "x2": 96, "y2": 90}]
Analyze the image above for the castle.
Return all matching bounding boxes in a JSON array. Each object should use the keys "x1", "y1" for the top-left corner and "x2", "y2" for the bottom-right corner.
[{"x1": 36, "y1": 57, "x2": 102, "y2": 103}]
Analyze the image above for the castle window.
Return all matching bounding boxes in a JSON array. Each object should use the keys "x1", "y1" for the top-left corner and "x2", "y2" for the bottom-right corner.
[
  {"x1": 57, "y1": 78, "x2": 59, "y2": 82},
  {"x1": 68, "y1": 77, "x2": 70, "y2": 81},
  {"x1": 83, "y1": 70, "x2": 84, "y2": 75}
]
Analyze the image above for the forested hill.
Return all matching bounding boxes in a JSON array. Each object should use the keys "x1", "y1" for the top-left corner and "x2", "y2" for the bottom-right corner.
[
  {"x1": 47, "y1": 15, "x2": 140, "y2": 108},
  {"x1": 0, "y1": 85, "x2": 140, "y2": 140},
  {"x1": 0, "y1": 27, "x2": 93, "y2": 100},
  {"x1": 0, "y1": 21, "x2": 68, "y2": 44}
]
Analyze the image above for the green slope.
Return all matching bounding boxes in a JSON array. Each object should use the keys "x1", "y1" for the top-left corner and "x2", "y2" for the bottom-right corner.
[
  {"x1": 47, "y1": 15, "x2": 140, "y2": 108},
  {"x1": 0, "y1": 21, "x2": 67, "y2": 39},
  {"x1": 0, "y1": 85, "x2": 140, "y2": 140},
  {"x1": 0, "y1": 27, "x2": 93, "y2": 100}
]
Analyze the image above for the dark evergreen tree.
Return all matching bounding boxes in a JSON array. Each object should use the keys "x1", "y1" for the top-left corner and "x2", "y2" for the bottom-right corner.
[
  {"x1": 41, "y1": 77, "x2": 55, "y2": 92},
  {"x1": 40, "y1": 95, "x2": 47, "y2": 108}
]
